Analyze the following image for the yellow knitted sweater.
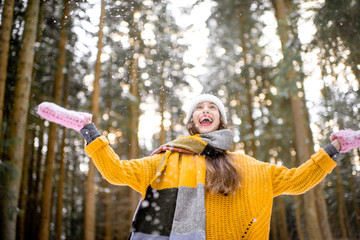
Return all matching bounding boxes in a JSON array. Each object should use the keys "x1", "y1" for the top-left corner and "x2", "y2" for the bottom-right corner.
[{"x1": 85, "y1": 136, "x2": 337, "y2": 240}]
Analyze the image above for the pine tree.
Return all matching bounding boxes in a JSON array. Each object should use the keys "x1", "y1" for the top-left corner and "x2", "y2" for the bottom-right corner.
[
  {"x1": 0, "y1": 0, "x2": 40, "y2": 239},
  {"x1": 0, "y1": 0, "x2": 15, "y2": 134},
  {"x1": 39, "y1": 1, "x2": 71, "y2": 239},
  {"x1": 84, "y1": 0, "x2": 106, "y2": 239}
]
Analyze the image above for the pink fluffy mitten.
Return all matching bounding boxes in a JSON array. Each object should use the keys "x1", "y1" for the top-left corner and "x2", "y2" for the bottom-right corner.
[
  {"x1": 330, "y1": 129, "x2": 360, "y2": 153},
  {"x1": 36, "y1": 102, "x2": 92, "y2": 131}
]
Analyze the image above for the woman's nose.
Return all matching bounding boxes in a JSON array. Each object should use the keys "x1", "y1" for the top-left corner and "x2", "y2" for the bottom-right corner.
[{"x1": 202, "y1": 107, "x2": 209, "y2": 113}]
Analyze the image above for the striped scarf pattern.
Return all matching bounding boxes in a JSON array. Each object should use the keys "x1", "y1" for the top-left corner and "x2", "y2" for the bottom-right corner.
[{"x1": 129, "y1": 130, "x2": 233, "y2": 240}]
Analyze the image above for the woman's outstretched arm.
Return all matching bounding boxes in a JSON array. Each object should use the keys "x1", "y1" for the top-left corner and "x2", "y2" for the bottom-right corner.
[
  {"x1": 271, "y1": 129, "x2": 360, "y2": 197},
  {"x1": 81, "y1": 123, "x2": 163, "y2": 196}
]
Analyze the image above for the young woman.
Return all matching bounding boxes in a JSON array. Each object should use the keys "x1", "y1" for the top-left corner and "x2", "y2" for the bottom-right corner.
[{"x1": 80, "y1": 94, "x2": 345, "y2": 240}]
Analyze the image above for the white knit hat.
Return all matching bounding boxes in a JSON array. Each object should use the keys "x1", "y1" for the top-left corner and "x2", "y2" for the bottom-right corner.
[{"x1": 185, "y1": 94, "x2": 227, "y2": 124}]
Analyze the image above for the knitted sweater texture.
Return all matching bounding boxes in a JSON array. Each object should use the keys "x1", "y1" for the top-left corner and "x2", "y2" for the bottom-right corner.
[{"x1": 85, "y1": 136, "x2": 337, "y2": 240}]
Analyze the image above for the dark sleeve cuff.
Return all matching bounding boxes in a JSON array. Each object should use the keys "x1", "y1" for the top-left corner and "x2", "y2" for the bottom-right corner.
[
  {"x1": 323, "y1": 143, "x2": 340, "y2": 159},
  {"x1": 80, "y1": 123, "x2": 101, "y2": 145}
]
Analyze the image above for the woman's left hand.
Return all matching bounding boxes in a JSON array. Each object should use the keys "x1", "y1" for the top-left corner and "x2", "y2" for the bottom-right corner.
[{"x1": 330, "y1": 129, "x2": 360, "y2": 153}]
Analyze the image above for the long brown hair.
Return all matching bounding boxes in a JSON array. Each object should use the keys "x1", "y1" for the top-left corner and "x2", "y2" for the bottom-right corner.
[{"x1": 186, "y1": 117, "x2": 241, "y2": 195}]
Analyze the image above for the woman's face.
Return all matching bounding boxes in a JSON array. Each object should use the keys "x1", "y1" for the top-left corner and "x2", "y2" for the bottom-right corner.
[{"x1": 191, "y1": 101, "x2": 221, "y2": 134}]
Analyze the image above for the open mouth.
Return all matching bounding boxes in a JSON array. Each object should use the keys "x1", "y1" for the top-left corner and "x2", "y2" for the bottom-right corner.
[{"x1": 199, "y1": 115, "x2": 214, "y2": 126}]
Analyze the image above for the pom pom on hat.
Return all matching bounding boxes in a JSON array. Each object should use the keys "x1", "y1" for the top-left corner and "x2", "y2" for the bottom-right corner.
[{"x1": 185, "y1": 94, "x2": 227, "y2": 124}]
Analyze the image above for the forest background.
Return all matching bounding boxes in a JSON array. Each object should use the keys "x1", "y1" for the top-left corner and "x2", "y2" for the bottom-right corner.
[{"x1": 0, "y1": 0, "x2": 359, "y2": 239}]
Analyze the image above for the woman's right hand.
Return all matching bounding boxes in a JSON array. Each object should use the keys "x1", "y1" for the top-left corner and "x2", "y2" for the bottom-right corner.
[
  {"x1": 37, "y1": 102, "x2": 93, "y2": 132},
  {"x1": 331, "y1": 138, "x2": 341, "y2": 152}
]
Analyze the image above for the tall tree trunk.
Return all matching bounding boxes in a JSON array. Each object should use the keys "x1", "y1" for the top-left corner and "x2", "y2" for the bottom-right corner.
[
  {"x1": 31, "y1": 0, "x2": 45, "y2": 82},
  {"x1": 271, "y1": 0, "x2": 332, "y2": 239},
  {"x1": 159, "y1": 77, "x2": 166, "y2": 145},
  {"x1": 238, "y1": 4, "x2": 256, "y2": 157},
  {"x1": 104, "y1": 185, "x2": 113, "y2": 240},
  {"x1": 69, "y1": 157, "x2": 77, "y2": 238},
  {"x1": 0, "y1": 0, "x2": 15, "y2": 134},
  {"x1": 24, "y1": 126, "x2": 38, "y2": 240},
  {"x1": 38, "y1": 0, "x2": 70, "y2": 239},
  {"x1": 55, "y1": 127, "x2": 66, "y2": 240},
  {"x1": 271, "y1": 197, "x2": 289, "y2": 240},
  {"x1": 24, "y1": 1, "x2": 45, "y2": 232},
  {"x1": 299, "y1": 79, "x2": 333, "y2": 240},
  {"x1": 16, "y1": 129, "x2": 34, "y2": 240},
  {"x1": 350, "y1": 154, "x2": 360, "y2": 232},
  {"x1": 335, "y1": 166, "x2": 351, "y2": 239},
  {"x1": 127, "y1": 2, "x2": 142, "y2": 216},
  {"x1": 244, "y1": 79, "x2": 256, "y2": 157},
  {"x1": 290, "y1": 94, "x2": 324, "y2": 240},
  {"x1": 114, "y1": 185, "x2": 130, "y2": 240},
  {"x1": 128, "y1": 43, "x2": 141, "y2": 212},
  {"x1": 22, "y1": 0, "x2": 44, "y2": 232},
  {"x1": 270, "y1": 210, "x2": 278, "y2": 240},
  {"x1": 0, "y1": 1, "x2": 40, "y2": 239},
  {"x1": 103, "y1": 67, "x2": 113, "y2": 240},
  {"x1": 293, "y1": 196, "x2": 305, "y2": 240},
  {"x1": 84, "y1": 1, "x2": 105, "y2": 239},
  {"x1": 276, "y1": 196, "x2": 289, "y2": 240},
  {"x1": 291, "y1": 145, "x2": 306, "y2": 240},
  {"x1": 302, "y1": 85, "x2": 333, "y2": 240},
  {"x1": 26, "y1": 125, "x2": 44, "y2": 240},
  {"x1": 314, "y1": 183, "x2": 333, "y2": 240},
  {"x1": 55, "y1": 75, "x2": 69, "y2": 240},
  {"x1": 128, "y1": 47, "x2": 140, "y2": 159},
  {"x1": 17, "y1": 9, "x2": 44, "y2": 232}
]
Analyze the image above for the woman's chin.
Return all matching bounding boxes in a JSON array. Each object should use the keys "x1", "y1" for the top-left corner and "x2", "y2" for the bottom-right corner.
[{"x1": 198, "y1": 126, "x2": 215, "y2": 134}]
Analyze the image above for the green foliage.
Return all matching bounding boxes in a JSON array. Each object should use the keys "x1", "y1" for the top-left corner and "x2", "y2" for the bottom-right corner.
[
  {"x1": 97, "y1": 0, "x2": 190, "y2": 152},
  {"x1": 0, "y1": 160, "x2": 20, "y2": 185},
  {"x1": 312, "y1": 0, "x2": 360, "y2": 80},
  {"x1": 272, "y1": 37, "x2": 305, "y2": 98},
  {"x1": 0, "y1": 161, "x2": 21, "y2": 220},
  {"x1": 0, "y1": 137, "x2": 19, "y2": 149},
  {"x1": 203, "y1": 0, "x2": 290, "y2": 159}
]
